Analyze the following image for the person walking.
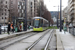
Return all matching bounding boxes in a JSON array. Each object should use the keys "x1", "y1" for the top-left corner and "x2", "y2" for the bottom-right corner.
[
  {"x1": 10, "y1": 22, "x2": 14, "y2": 32},
  {"x1": 19, "y1": 24, "x2": 22, "y2": 31},
  {"x1": 7, "y1": 22, "x2": 10, "y2": 34}
]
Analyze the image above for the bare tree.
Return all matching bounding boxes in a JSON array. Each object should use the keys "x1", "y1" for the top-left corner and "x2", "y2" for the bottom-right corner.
[{"x1": 42, "y1": 11, "x2": 54, "y2": 27}]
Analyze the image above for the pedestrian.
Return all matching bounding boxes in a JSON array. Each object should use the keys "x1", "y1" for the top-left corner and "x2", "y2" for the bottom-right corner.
[
  {"x1": 19, "y1": 24, "x2": 22, "y2": 31},
  {"x1": 7, "y1": 22, "x2": 10, "y2": 34},
  {"x1": 0, "y1": 25, "x2": 1, "y2": 34},
  {"x1": 64, "y1": 26, "x2": 66, "y2": 34},
  {"x1": 10, "y1": 22, "x2": 14, "y2": 32}
]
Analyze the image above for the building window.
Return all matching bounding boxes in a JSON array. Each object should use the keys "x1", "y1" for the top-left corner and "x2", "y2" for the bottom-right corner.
[
  {"x1": 31, "y1": 2, "x2": 32, "y2": 5},
  {"x1": 21, "y1": 6, "x2": 23, "y2": 9},
  {"x1": 23, "y1": 2, "x2": 25, "y2": 5},
  {"x1": 20, "y1": 6, "x2": 21, "y2": 9},
  {"x1": 21, "y1": 13, "x2": 23, "y2": 17},
  {"x1": 18, "y1": 9, "x2": 20, "y2": 12},
  {"x1": 2, "y1": 13, "x2": 3, "y2": 15},
  {"x1": 31, "y1": 9, "x2": 32, "y2": 12},
  {"x1": 18, "y1": 2, "x2": 21, "y2": 5},
  {"x1": 2, "y1": 17, "x2": 3, "y2": 19},
  {"x1": 1, "y1": 1, "x2": 3, "y2": 3},
  {"x1": 11, "y1": 1, "x2": 13, "y2": 4},
  {"x1": 5, "y1": 5, "x2": 7, "y2": 8},
  {"x1": 5, "y1": 13, "x2": 7, "y2": 15},
  {"x1": 1, "y1": 5, "x2": 3, "y2": 8},
  {"x1": 23, "y1": 14, "x2": 25, "y2": 17},
  {"x1": 18, "y1": 5, "x2": 20, "y2": 9},
  {"x1": 5, "y1": 17, "x2": 7, "y2": 19},
  {"x1": 22, "y1": 10, "x2": 24, "y2": 13},
  {"x1": 31, "y1": 2, "x2": 32, "y2": 8},
  {"x1": 34, "y1": 0, "x2": 36, "y2": 2},
  {"x1": 22, "y1": 2, "x2": 23, "y2": 5},
  {"x1": 23, "y1": 6, "x2": 25, "y2": 9},
  {"x1": 19, "y1": 13, "x2": 21, "y2": 17},
  {"x1": 11, "y1": 5, "x2": 13, "y2": 8},
  {"x1": 20, "y1": 9, "x2": 22, "y2": 12},
  {"x1": 1, "y1": 9, "x2": 3, "y2": 11},
  {"x1": 18, "y1": 2, "x2": 20, "y2": 5},
  {"x1": 5, "y1": 9, "x2": 6, "y2": 11},
  {"x1": 6, "y1": 1, "x2": 7, "y2": 4}
]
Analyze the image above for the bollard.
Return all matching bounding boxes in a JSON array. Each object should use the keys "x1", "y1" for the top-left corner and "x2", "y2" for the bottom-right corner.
[{"x1": 0, "y1": 25, "x2": 1, "y2": 34}]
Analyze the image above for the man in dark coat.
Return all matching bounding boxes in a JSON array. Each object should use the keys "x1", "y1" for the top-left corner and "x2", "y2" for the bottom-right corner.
[{"x1": 7, "y1": 22, "x2": 10, "y2": 34}]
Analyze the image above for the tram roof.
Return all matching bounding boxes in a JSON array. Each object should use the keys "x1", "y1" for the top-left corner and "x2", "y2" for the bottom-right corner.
[{"x1": 33, "y1": 17, "x2": 48, "y2": 22}]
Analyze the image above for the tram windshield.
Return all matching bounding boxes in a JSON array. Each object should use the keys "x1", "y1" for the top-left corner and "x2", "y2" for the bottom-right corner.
[{"x1": 34, "y1": 19, "x2": 39, "y2": 27}]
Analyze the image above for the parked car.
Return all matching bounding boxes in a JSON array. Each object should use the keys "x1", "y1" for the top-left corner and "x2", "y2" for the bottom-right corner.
[{"x1": 1, "y1": 26, "x2": 8, "y2": 32}]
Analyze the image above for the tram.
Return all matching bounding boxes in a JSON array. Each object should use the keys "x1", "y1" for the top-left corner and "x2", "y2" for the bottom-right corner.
[{"x1": 33, "y1": 17, "x2": 49, "y2": 31}]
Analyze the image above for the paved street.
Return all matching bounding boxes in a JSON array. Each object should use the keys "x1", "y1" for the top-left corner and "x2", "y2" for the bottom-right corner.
[
  {"x1": 0, "y1": 28, "x2": 75, "y2": 50},
  {"x1": 0, "y1": 0, "x2": 75, "y2": 50}
]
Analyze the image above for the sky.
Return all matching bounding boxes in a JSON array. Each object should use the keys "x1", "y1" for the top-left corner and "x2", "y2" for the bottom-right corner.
[{"x1": 44, "y1": 0, "x2": 68, "y2": 11}]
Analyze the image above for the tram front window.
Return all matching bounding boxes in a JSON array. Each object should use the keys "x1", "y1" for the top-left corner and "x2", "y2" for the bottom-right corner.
[{"x1": 34, "y1": 20, "x2": 39, "y2": 28}]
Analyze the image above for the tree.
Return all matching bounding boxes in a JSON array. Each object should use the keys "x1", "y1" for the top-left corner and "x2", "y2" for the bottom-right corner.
[
  {"x1": 51, "y1": 19, "x2": 54, "y2": 26},
  {"x1": 42, "y1": 11, "x2": 54, "y2": 27}
]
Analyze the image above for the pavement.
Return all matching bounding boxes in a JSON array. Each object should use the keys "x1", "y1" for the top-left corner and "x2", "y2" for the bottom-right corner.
[
  {"x1": 0, "y1": 29, "x2": 33, "y2": 40},
  {"x1": 56, "y1": 29, "x2": 75, "y2": 50},
  {"x1": 1, "y1": 29, "x2": 75, "y2": 50}
]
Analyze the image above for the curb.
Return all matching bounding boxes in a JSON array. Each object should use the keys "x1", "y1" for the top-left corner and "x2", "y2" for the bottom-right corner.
[
  {"x1": 0, "y1": 30, "x2": 33, "y2": 41},
  {"x1": 56, "y1": 30, "x2": 64, "y2": 50}
]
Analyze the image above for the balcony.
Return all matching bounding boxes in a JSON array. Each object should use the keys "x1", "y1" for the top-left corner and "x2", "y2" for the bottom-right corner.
[
  {"x1": 70, "y1": 10, "x2": 75, "y2": 15},
  {"x1": 68, "y1": 0, "x2": 72, "y2": 4},
  {"x1": 69, "y1": 6, "x2": 75, "y2": 12},
  {"x1": 69, "y1": 2, "x2": 75, "y2": 8}
]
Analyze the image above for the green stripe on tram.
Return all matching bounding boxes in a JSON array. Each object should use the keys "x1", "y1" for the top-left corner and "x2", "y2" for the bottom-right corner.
[{"x1": 33, "y1": 27, "x2": 43, "y2": 31}]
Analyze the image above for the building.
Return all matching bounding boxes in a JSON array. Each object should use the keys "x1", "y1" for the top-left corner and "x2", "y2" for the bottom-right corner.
[
  {"x1": 0, "y1": 0, "x2": 9, "y2": 25},
  {"x1": 68, "y1": 0, "x2": 75, "y2": 26},
  {"x1": 0, "y1": 0, "x2": 30, "y2": 25},
  {"x1": 28, "y1": 0, "x2": 45, "y2": 25},
  {"x1": 9, "y1": 0, "x2": 26, "y2": 22},
  {"x1": 0, "y1": 0, "x2": 46, "y2": 26},
  {"x1": 63, "y1": 6, "x2": 69, "y2": 24},
  {"x1": 34, "y1": 0, "x2": 45, "y2": 17}
]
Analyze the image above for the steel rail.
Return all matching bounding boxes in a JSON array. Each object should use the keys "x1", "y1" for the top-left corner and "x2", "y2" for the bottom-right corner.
[
  {"x1": 0, "y1": 32, "x2": 38, "y2": 50},
  {"x1": 44, "y1": 29, "x2": 53, "y2": 50},
  {"x1": 27, "y1": 30, "x2": 51, "y2": 50}
]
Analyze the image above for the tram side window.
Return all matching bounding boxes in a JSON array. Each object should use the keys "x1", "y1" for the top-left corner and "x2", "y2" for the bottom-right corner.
[{"x1": 40, "y1": 19, "x2": 43, "y2": 27}]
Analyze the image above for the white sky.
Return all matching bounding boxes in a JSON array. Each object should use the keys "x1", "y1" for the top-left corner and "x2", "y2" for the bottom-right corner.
[{"x1": 44, "y1": 0, "x2": 68, "y2": 11}]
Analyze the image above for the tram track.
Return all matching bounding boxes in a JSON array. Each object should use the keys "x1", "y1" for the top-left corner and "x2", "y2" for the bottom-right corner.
[
  {"x1": 27, "y1": 29, "x2": 53, "y2": 50},
  {"x1": 0, "y1": 32, "x2": 39, "y2": 50},
  {"x1": 0, "y1": 29, "x2": 54, "y2": 50},
  {"x1": 44, "y1": 30, "x2": 53, "y2": 50}
]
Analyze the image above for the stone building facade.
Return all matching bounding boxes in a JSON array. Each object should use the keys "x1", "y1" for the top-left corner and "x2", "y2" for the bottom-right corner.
[
  {"x1": 0, "y1": 0, "x2": 46, "y2": 26},
  {"x1": 0, "y1": 0, "x2": 9, "y2": 25},
  {"x1": 68, "y1": 0, "x2": 75, "y2": 26}
]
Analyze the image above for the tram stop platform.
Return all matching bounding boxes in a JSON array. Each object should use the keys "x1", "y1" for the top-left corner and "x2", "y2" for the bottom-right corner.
[
  {"x1": 0, "y1": 29, "x2": 33, "y2": 40},
  {"x1": 56, "y1": 29, "x2": 75, "y2": 50}
]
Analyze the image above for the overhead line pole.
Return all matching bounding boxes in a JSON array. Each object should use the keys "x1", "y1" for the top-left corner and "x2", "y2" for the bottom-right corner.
[
  {"x1": 60, "y1": 0, "x2": 62, "y2": 32},
  {"x1": 24, "y1": 0, "x2": 27, "y2": 31}
]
